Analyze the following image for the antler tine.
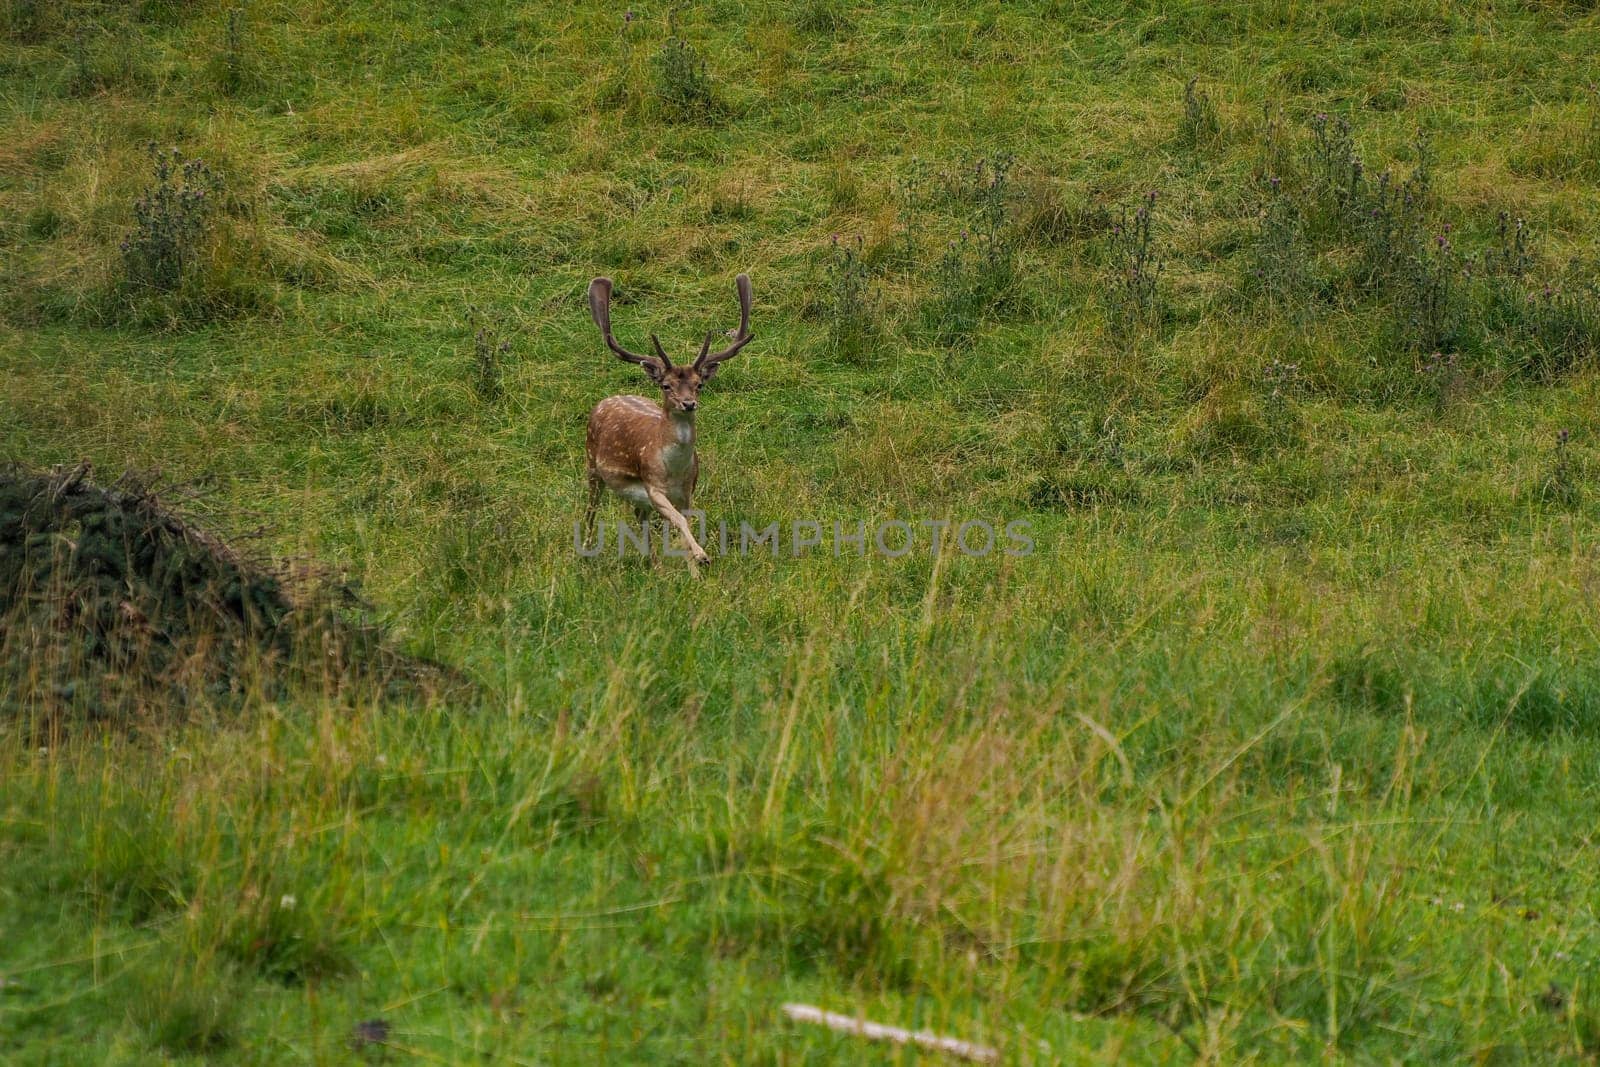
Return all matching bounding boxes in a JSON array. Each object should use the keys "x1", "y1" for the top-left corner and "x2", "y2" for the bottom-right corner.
[
  {"x1": 697, "y1": 273, "x2": 754, "y2": 369},
  {"x1": 588, "y1": 277, "x2": 663, "y2": 368},
  {"x1": 696, "y1": 330, "x2": 715, "y2": 364},
  {"x1": 649, "y1": 333, "x2": 674, "y2": 369}
]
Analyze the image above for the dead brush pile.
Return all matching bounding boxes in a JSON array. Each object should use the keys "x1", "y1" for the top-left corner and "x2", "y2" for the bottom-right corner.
[{"x1": 0, "y1": 462, "x2": 460, "y2": 725}]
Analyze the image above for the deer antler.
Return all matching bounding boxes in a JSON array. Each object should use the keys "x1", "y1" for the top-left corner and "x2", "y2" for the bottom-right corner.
[
  {"x1": 649, "y1": 334, "x2": 674, "y2": 368},
  {"x1": 695, "y1": 274, "x2": 753, "y2": 372},
  {"x1": 589, "y1": 277, "x2": 669, "y2": 370}
]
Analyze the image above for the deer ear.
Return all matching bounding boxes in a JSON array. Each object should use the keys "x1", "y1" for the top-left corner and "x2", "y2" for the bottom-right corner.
[
  {"x1": 699, "y1": 362, "x2": 720, "y2": 382},
  {"x1": 642, "y1": 362, "x2": 667, "y2": 384}
]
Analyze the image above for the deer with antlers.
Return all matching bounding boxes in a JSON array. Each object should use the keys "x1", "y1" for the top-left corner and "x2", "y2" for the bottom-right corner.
[{"x1": 582, "y1": 274, "x2": 754, "y2": 575}]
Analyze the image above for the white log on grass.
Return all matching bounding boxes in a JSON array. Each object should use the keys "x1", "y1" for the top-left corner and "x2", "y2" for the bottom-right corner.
[{"x1": 780, "y1": 1002, "x2": 999, "y2": 1062}]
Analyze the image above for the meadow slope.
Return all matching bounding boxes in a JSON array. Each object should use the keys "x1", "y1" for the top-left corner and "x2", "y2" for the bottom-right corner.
[{"x1": 5, "y1": 1, "x2": 1600, "y2": 1062}]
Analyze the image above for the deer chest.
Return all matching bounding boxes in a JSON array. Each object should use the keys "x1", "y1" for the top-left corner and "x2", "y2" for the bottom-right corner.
[{"x1": 657, "y1": 428, "x2": 696, "y2": 485}]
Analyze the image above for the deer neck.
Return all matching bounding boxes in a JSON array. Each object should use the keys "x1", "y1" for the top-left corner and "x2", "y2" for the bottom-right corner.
[{"x1": 663, "y1": 406, "x2": 696, "y2": 448}]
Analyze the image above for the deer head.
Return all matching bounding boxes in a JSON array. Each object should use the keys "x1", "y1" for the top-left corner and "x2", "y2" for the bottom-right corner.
[{"x1": 587, "y1": 274, "x2": 754, "y2": 413}]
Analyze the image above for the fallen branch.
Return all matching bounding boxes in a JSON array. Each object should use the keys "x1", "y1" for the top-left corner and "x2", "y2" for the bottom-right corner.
[{"x1": 781, "y1": 1002, "x2": 998, "y2": 1062}]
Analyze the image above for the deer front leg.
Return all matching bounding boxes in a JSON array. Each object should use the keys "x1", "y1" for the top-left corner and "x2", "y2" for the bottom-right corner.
[{"x1": 646, "y1": 486, "x2": 710, "y2": 573}]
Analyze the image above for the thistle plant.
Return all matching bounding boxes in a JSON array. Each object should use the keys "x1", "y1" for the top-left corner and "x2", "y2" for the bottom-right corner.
[
  {"x1": 120, "y1": 145, "x2": 221, "y2": 292},
  {"x1": 1401, "y1": 225, "x2": 1467, "y2": 353},
  {"x1": 887, "y1": 155, "x2": 932, "y2": 267},
  {"x1": 1261, "y1": 356, "x2": 1302, "y2": 437},
  {"x1": 6, "y1": 0, "x2": 48, "y2": 42},
  {"x1": 1308, "y1": 112, "x2": 1362, "y2": 212},
  {"x1": 1255, "y1": 102, "x2": 1294, "y2": 181},
  {"x1": 1474, "y1": 211, "x2": 1536, "y2": 337},
  {"x1": 70, "y1": 20, "x2": 91, "y2": 91},
  {"x1": 1582, "y1": 82, "x2": 1600, "y2": 177},
  {"x1": 822, "y1": 234, "x2": 875, "y2": 361},
  {"x1": 925, "y1": 228, "x2": 1015, "y2": 348},
  {"x1": 1481, "y1": 212, "x2": 1534, "y2": 280},
  {"x1": 966, "y1": 153, "x2": 1017, "y2": 288},
  {"x1": 467, "y1": 305, "x2": 513, "y2": 402},
  {"x1": 940, "y1": 153, "x2": 1015, "y2": 232},
  {"x1": 1180, "y1": 77, "x2": 1221, "y2": 149},
  {"x1": 793, "y1": 0, "x2": 850, "y2": 34},
  {"x1": 892, "y1": 155, "x2": 931, "y2": 213},
  {"x1": 1525, "y1": 281, "x2": 1600, "y2": 379},
  {"x1": 1540, "y1": 428, "x2": 1578, "y2": 506},
  {"x1": 219, "y1": 7, "x2": 245, "y2": 95},
  {"x1": 1253, "y1": 176, "x2": 1312, "y2": 315},
  {"x1": 600, "y1": 9, "x2": 638, "y2": 108},
  {"x1": 1418, "y1": 350, "x2": 1461, "y2": 415},
  {"x1": 914, "y1": 154, "x2": 1020, "y2": 346},
  {"x1": 653, "y1": 34, "x2": 714, "y2": 119},
  {"x1": 1262, "y1": 357, "x2": 1301, "y2": 399},
  {"x1": 1304, "y1": 124, "x2": 1454, "y2": 350},
  {"x1": 1105, "y1": 190, "x2": 1164, "y2": 343},
  {"x1": 1353, "y1": 168, "x2": 1426, "y2": 290},
  {"x1": 920, "y1": 154, "x2": 1013, "y2": 235}
]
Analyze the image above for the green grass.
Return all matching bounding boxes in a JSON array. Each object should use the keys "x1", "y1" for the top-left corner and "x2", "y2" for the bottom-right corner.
[{"x1": 6, "y1": 0, "x2": 1600, "y2": 1061}]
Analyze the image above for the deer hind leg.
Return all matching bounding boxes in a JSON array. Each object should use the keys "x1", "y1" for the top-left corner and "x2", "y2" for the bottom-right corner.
[
  {"x1": 631, "y1": 503, "x2": 659, "y2": 567},
  {"x1": 582, "y1": 471, "x2": 604, "y2": 551},
  {"x1": 646, "y1": 487, "x2": 710, "y2": 574}
]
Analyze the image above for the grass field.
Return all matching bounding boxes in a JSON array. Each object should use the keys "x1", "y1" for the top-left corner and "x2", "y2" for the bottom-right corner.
[{"x1": 6, "y1": 1, "x2": 1600, "y2": 1062}]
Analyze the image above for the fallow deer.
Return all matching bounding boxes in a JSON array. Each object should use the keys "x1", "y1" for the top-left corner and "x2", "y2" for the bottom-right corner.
[{"x1": 582, "y1": 273, "x2": 753, "y2": 574}]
